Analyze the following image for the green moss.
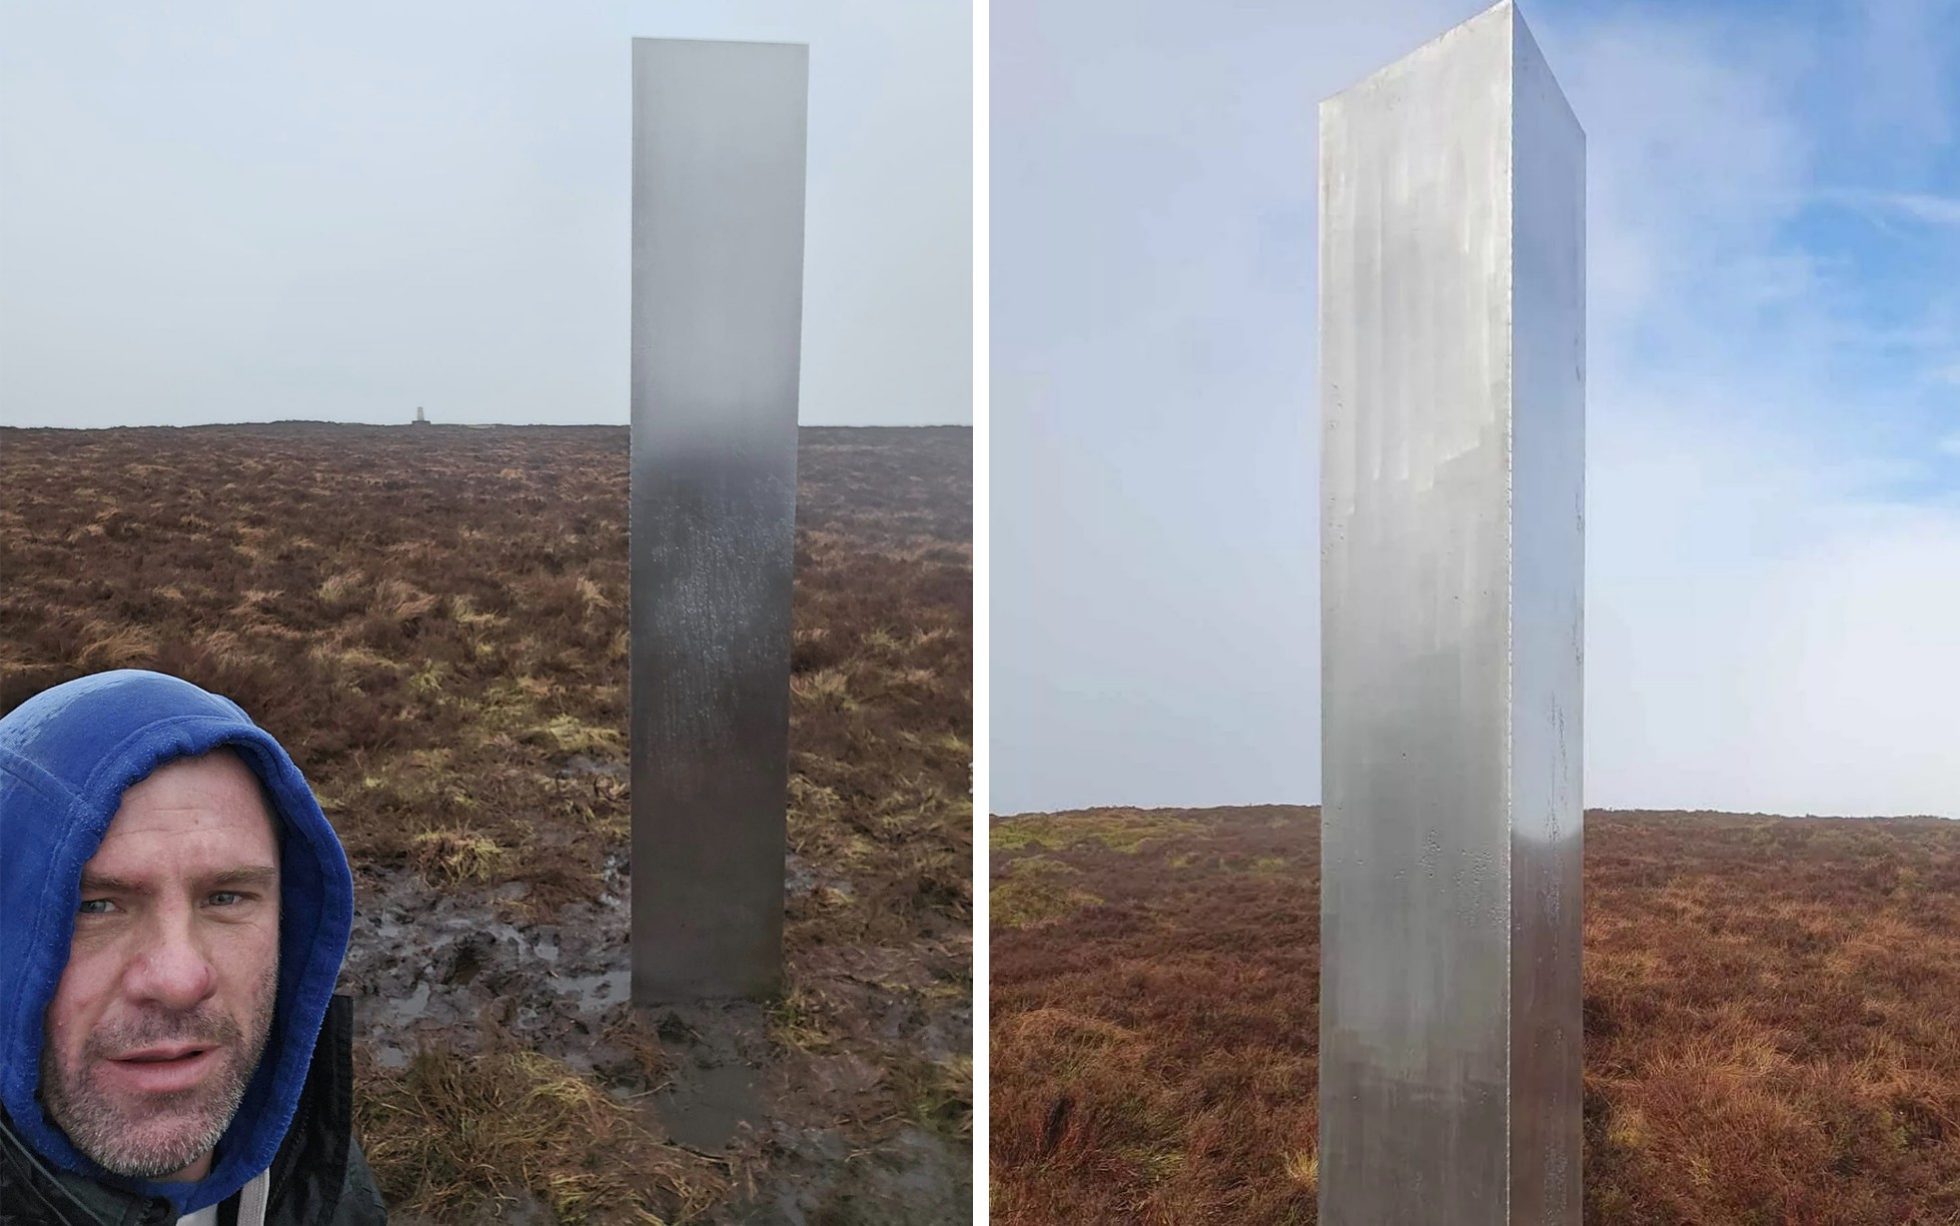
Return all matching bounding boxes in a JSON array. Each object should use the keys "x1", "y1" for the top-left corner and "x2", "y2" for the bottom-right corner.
[
  {"x1": 889, "y1": 1054, "x2": 974, "y2": 1139},
  {"x1": 530, "y1": 713, "x2": 624, "y2": 756},
  {"x1": 991, "y1": 808, "x2": 1202, "y2": 854},
  {"x1": 993, "y1": 857, "x2": 1102, "y2": 928}
]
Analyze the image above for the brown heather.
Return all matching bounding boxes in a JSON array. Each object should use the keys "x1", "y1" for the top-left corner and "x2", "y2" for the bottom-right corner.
[
  {"x1": 1, "y1": 423, "x2": 972, "y2": 1223},
  {"x1": 990, "y1": 805, "x2": 1960, "y2": 1225}
]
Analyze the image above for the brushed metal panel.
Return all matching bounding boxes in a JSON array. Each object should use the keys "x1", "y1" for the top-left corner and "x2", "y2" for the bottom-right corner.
[
  {"x1": 1507, "y1": 14, "x2": 1586, "y2": 1221},
  {"x1": 630, "y1": 38, "x2": 807, "y2": 1001},
  {"x1": 1318, "y1": 2, "x2": 1583, "y2": 1220}
]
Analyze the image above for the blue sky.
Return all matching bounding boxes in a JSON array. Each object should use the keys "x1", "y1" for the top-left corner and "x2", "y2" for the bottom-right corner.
[
  {"x1": 992, "y1": 0, "x2": 1959, "y2": 816},
  {"x1": 1551, "y1": 0, "x2": 1958, "y2": 463},
  {"x1": 0, "y1": 3, "x2": 971, "y2": 427}
]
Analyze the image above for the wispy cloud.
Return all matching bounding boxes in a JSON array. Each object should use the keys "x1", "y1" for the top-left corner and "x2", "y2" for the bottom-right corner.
[
  {"x1": 1818, "y1": 188, "x2": 1960, "y2": 228},
  {"x1": 1873, "y1": 192, "x2": 1960, "y2": 226}
]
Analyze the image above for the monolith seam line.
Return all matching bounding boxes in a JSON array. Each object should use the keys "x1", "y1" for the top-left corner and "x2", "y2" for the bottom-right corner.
[{"x1": 1501, "y1": 11, "x2": 1518, "y2": 1217}]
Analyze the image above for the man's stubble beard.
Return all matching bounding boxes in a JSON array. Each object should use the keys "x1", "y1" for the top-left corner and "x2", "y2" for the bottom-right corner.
[{"x1": 40, "y1": 958, "x2": 278, "y2": 1182}]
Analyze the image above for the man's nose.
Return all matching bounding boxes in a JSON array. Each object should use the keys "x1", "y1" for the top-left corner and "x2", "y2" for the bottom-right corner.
[{"x1": 122, "y1": 909, "x2": 218, "y2": 1010}]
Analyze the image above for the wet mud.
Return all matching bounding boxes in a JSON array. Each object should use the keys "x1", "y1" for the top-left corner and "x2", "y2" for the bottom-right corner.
[{"x1": 340, "y1": 851, "x2": 969, "y2": 1224}]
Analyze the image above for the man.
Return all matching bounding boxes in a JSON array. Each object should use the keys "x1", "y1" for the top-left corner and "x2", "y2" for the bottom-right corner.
[{"x1": 0, "y1": 670, "x2": 387, "y2": 1224}]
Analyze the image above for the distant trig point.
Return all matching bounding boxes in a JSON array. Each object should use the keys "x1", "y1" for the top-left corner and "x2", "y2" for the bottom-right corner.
[
  {"x1": 1318, "y1": 2, "x2": 1585, "y2": 1221},
  {"x1": 413, "y1": 406, "x2": 428, "y2": 426},
  {"x1": 628, "y1": 38, "x2": 808, "y2": 1000}
]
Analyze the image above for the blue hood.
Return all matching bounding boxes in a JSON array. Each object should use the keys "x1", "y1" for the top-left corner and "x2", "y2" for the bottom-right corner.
[{"x1": 0, "y1": 670, "x2": 355, "y2": 1215}]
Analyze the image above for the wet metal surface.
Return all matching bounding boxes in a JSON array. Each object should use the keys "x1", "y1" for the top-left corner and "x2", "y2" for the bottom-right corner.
[
  {"x1": 653, "y1": 1062, "x2": 764, "y2": 1151},
  {"x1": 630, "y1": 39, "x2": 808, "y2": 1000},
  {"x1": 1318, "y1": 3, "x2": 1584, "y2": 1220}
]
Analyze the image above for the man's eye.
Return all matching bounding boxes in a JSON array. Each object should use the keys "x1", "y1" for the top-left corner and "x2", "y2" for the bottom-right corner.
[
  {"x1": 78, "y1": 899, "x2": 116, "y2": 916},
  {"x1": 208, "y1": 891, "x2": 244, "y2": 907}
]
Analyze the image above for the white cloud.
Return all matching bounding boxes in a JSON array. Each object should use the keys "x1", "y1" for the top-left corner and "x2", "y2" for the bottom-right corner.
[{"x1": 1589, "y1": 397, "x2": 1960, "y2": 817}]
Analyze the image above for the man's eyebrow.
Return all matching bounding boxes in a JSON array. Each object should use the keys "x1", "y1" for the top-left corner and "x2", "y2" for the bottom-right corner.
[
  {"x1": 77, "y1": 865, "x2": 279, "y2": 896},
  {"x1": 205, "y1": 866, "x2": 279, "y2": 891},
  {"x1": 77, "y1": 872, "x2": 148, "y2": 897}
]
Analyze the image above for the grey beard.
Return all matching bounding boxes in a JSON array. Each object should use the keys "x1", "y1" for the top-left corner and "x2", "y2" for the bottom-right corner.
[{"x1": 40, "y1": 960, "x2": 277, "y2": 1182}]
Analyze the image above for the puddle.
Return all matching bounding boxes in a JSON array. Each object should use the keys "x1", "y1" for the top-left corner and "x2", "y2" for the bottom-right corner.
[
  {"x1": 551, "y1": 969, "x2": 630, "y2": 1012},
  {"x1": 556, "y1": 754, "x2": 626, "y2": 782},
  {"x1": 786, "y1": 852, "x2": 855, "y2": 901},
  {"x1": 381, "y1": 980, "x2": 430, "y2": 1027},
  {"x1": 446, "y1": 941, "x2": 484, "y2": 986},
  {"x1": 652, "y1": 1062, "x2": 764, "y2": 1151}
]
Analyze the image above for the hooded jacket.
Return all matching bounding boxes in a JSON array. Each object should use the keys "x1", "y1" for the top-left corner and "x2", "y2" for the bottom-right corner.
[{"x1": 0, "y1": 671, "x2": 381, "y2": 1222}]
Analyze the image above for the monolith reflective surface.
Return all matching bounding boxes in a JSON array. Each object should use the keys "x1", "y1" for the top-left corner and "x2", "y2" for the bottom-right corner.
[
  {"x1": 630, "y1": 38, "x2": 807, "y2": 1001},
  {"x1": 1318, "y1": 2, "x2": 1584, "y2": 1220}
]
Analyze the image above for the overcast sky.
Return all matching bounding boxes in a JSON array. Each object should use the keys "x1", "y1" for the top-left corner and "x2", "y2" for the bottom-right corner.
[
  {"x1": 0, "y1": 2, "x2": 970, "y2": 428},
  {"x1": 994, "y1": 0, "x2": 1960, "y2": 817}
]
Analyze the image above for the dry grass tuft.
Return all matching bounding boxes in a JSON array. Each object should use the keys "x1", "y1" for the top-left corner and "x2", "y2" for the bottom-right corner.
[
  {"x1": 317, "y1": 569, "x2": 366, "y2": 609},
  {"x1": 356, "y1": 1045, "x2": 725, "y2": 1224},
  {"x1": 77, "y1": 622, "x2": 160, "y2": 670},
  {"x1": 1280, "y1": 1147, "x2": 1318, "y2": 1191},
  {"x1": 409, "y1": 828, "x2": 511, "y2": 885}
]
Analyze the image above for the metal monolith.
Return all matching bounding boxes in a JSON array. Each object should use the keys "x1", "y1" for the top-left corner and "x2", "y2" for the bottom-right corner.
[
  {"x1": 1318, "y1": 3, "x2": 1585, "y2": 1219},
  {"x1": 629, "y1": 38, "x2": 808, "y2": 1001}
]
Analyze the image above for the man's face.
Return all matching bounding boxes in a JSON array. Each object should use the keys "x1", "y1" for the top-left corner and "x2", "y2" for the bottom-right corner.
[{"x1": 40, "y1": 750, "x2": 281, "y2": 1183}]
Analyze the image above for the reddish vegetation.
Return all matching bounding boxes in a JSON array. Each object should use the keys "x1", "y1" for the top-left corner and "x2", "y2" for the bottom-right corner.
[
  {"x1": 991, "y1": 805, "x2": 1960, "y2": 1224},
  {"x1": 2, "y1": 423, "x2": 971, "y2": 1223}
]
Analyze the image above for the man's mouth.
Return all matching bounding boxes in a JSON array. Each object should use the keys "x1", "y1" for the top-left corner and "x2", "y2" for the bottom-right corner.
[
  {"x1": 100, "y1": 1045, "x2": 221, "y2": 1093},
  {"x1": 115, "y1": 1044, "x2": 208, "y2": 1063}
]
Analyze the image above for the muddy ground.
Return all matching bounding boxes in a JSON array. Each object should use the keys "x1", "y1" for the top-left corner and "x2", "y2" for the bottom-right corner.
[{"x1": 344, "y1": 851, "x2": 969, "y2": 1224}]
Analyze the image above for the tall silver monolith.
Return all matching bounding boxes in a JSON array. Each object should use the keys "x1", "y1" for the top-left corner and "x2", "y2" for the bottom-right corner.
[
  {"x1": 630, "y1": 38, "x2": 807, "y2": 1000},
  {"x1": 1318, "y1": 2, "x2": 1584, "y2": 1220}
]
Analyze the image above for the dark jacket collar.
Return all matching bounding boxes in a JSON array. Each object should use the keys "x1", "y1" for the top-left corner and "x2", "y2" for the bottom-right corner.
[{"x1": 0, "y1": 996, "x2": 358, "y2": 1226}]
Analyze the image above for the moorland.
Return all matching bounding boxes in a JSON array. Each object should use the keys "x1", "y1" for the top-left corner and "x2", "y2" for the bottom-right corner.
[
  {"x1": 992, "y1": 804, "x2": 1960, "y2": 1224},
  {"x1": 0, "y1": 422, "x2": 972, "y2": 1224}
]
